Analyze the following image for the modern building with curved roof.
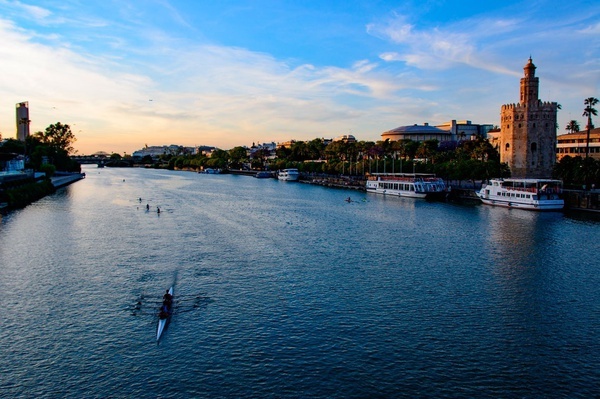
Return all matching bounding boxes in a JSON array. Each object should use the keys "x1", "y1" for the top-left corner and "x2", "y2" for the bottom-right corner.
[{"x1": 381, "y1": 123, "x2": 452, "y2": 142}]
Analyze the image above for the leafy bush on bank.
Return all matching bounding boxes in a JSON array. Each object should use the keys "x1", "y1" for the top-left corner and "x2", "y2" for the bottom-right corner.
[{"x1": 4, "y1": 179, "x2": 56, "y2": 209}]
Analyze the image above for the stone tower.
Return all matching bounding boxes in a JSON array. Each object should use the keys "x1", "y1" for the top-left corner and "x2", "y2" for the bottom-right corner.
[{"x1": 499, "y1": 58, "x2": 558, "y2": 178}]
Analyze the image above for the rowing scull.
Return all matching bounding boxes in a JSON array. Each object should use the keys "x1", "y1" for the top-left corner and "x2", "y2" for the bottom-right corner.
[{"x1": 156, "y1": 286, "x2": 173, "y2": 341}]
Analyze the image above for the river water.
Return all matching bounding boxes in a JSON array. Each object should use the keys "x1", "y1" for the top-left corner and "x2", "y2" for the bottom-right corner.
[{"x1": 1, "y1": 165, "x2": 599, "y2": 398}]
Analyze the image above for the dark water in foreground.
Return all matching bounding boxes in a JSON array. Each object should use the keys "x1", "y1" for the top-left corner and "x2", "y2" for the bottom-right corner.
[{"x1": 1, "y1": 166, "x2": 599, "y2": 398}]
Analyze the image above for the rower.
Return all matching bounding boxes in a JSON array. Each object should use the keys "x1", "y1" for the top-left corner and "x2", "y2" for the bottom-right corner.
[
  {"x1": 159, "y1": 304, "x2": 169, "y2": 319},
  {"x1": 163, "y1": 290, "x2": 172, "y2": 305}
]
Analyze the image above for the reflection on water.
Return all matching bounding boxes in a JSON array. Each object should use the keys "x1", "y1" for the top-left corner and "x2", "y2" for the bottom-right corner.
[{"x1": 0, "y1": 166, "x2": 599, "y2": 398}]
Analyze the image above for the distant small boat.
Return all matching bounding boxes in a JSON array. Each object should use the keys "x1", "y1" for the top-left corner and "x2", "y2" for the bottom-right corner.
[
  {"x1": 277, "y1": 169, "x2": 299, "y2": 181},
  {"x1": 255, "y1": 171, "x2": 272, "y2": 178},
  {"x1": 200, "y1": 168, "x2": 221, "y2": 174}
]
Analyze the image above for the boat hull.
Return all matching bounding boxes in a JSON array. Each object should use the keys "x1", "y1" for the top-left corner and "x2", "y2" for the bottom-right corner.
[
  {"x1": 479, "y1": 197, "x2": 564, "y2": 211},
  {"x1": 156, "y1": 319, "x2": 168, "y2": 340},
  {"x1": 156, "y1": 286, "x2": 173, "y2": 341},
  {"x1": 366, "y1": 187, "x2": 427, "y2": 198},
  {"x1": 277, "y1": 169, "x2": 299, "y2": 181}
]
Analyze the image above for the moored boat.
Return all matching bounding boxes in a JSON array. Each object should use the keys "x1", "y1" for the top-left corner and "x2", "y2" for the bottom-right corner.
[
  {"x1": 477, "y1": 178, "x2": 564, "y2": 211},
  {"x1": 365, "y1": 173, "x2": 446, "y2": 199},
  {"x1": 200, "y1": 168, "x2": 221, "y2": 174},
  {"x1": 255, "y1": 171, "x2": 273, "y2": 178},
  {"x1": 157, "y1": 286, "x2": 173, "y2": 341},
  {"x1": 277, "y1": 168, "x2": 299, "y2": 181}
]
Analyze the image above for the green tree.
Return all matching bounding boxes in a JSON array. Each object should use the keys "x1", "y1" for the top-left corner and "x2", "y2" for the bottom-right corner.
[
  {"x1": 307, "y1": 138, "x2": 326, "y2": 160},
  {"x1": 40, "y1": 122, "x2": 77, "y2": 155},
  {"x1": 415, "y1": 140, "x2": 439, "y2": 162},
  {"x1": 565, "y1": 120, "x2": 580, "y2": 133},
  {"x1": 228, "y1": 146, "x2": 247, "y2": 168},
  {"x1": 0, "y1": 138, "x2": 25, "y2": 154},
  {"x1": 290, "y1": 141, "x2": 310, "y2": 161},
  {"x1": 583, "y1": 97, "x2": 598, "y2": 158}
]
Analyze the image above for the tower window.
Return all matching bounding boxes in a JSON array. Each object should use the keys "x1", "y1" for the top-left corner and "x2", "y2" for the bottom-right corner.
[
  {"x1": 531, "y1": 142, "x2": 537, "y2": 153},
  {"x1": 505, "y1": 143, "x2": 510, "y2": 151}
]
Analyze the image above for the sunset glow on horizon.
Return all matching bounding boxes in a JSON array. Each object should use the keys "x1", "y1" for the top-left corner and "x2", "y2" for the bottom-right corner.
[{"x1": 0, "y1": 0, "x2": 598, "y2": 155}]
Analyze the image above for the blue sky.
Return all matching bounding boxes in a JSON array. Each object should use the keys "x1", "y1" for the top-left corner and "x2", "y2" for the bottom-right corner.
[{"x1": 0, "y1": 0, "x2": 598, "y2": 154}]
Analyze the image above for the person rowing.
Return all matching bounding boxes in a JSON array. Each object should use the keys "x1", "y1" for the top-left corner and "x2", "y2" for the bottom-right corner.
[
  {"x1": 159, "y1": 303, "x2": 170, "y2": 319},
  {"x1": 163, "y1": 289, "x2": 173, "y2": 305}
]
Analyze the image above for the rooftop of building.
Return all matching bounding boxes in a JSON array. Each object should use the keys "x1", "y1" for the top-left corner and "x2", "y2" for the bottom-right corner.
[
  {"x1": 557, "y1": 127, "x2": 600, "y2": 139},
  {"x1": 382, "y1": 123, "x2": 450, "y2": 136}
]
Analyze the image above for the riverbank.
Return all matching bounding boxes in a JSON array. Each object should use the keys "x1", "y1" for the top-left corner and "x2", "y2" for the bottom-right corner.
[
  {"x1": 563, "y1": 190, "x2": 600, "y2": 213},
  {"x1": 0, "y1": 172, "x2": 85, "y2": 213},
  {"x1": 51, "y1": 172, "x2": 86, "y2": 188}
]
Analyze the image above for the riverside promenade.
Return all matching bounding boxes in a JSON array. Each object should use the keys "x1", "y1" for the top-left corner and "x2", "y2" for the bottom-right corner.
[{"x1": 50, "y1": 172, "x2": 86, "y2": 188}]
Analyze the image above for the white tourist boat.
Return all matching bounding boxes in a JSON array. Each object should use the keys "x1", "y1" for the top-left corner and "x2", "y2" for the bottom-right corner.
[
  {"x1": 278, "y1": 168, "x2": 299, "y2": 181},
  {"x1": 365, "y1": 173, "x2": 447, "y2": 199},
  {"x1": 477, "y1": 178, "x2": 564, "y2": 211}
]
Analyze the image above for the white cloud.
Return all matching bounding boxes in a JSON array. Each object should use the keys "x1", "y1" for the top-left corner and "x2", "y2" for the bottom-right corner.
[
  {"x1": 7, "y1": 0, "x2": 51, "y2": 20},
  {"x1": 0, "y1": 16, "x2": 426, "y2": 153},
  {"x1": 367, "y1": 14, "x2": 477, "y2": 71},
  {"x1": 578, "y1": 22, "x2": 600, "y2": 34}
]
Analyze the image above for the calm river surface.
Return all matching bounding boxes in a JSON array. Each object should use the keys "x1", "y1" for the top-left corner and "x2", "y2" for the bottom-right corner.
[{"x1": 1, "y1": 165, "x2": 599, "y2": 398}]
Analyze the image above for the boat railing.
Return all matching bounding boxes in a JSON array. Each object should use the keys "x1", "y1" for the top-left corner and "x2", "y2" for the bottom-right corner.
[
  {"x1": 503, "y1": 186, "x2": 562, "y2": 194},
  {"x1": 377, "y1": 176, "x2": 418, "y2": 182},
  {"x1": 503, "y1": 186, "x2": 537, "y2": 193}
]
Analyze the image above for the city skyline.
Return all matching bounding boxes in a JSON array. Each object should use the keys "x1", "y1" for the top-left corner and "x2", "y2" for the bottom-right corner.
[{"x1": 0, "y1": 0, "x2": 598, "y2": 155}]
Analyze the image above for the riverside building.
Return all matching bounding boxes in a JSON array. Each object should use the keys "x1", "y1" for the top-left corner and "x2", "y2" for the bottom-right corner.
[
  {"x1": 556, "y1": 127, "x2": 600, "y2": 161},
  {"x1": 381, "y1": 121, "x2": 493, "y2": 143},
  {"x1": 498, "y1": 58, "x2": 559, "y2": 178}
]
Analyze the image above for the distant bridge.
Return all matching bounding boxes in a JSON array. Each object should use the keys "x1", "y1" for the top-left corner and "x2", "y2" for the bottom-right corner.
[{"x1": 71, "y1": 156, "x2": 107, "y2": 165}]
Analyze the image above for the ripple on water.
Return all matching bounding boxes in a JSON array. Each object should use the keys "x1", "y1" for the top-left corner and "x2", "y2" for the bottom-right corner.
[{"x1": 0, "y1": 167, "x2": 599, "y2": 398}]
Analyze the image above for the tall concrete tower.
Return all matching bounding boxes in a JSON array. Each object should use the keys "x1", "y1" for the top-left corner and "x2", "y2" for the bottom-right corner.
[
  {"x1": 499, "y1": 58, "x2": 558, "y2": 178},
  {"x1": 16, "y1": 101, "x2": 30, "y2": 141}
]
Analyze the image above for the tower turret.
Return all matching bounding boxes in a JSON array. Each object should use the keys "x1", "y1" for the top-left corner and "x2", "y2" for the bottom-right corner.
[{"x1": 520, "y1": 57, "x2": 539, "y2": 106}]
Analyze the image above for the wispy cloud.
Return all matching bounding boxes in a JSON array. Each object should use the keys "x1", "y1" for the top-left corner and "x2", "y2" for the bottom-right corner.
[
  {"x1": 578, "y1": 21, "x2": 600, "y2": 34},
  {"x1": 2, "y1": 0, "x2": 51, "y2": 20},
  {"x1": 0, "y1": 1, "x2": 598, "y2": 152},
  {"x1": 0, "y1": 13, "x2": 415, "y2": 152}
]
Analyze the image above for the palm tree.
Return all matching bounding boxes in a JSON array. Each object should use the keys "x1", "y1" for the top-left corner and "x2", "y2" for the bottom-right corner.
[
  {"x1": 565, "y1": 120, "x2": 580, "y2": 134},
  {"x1": 583, "y1": 97, "x2": 598, "y2": 158}
]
